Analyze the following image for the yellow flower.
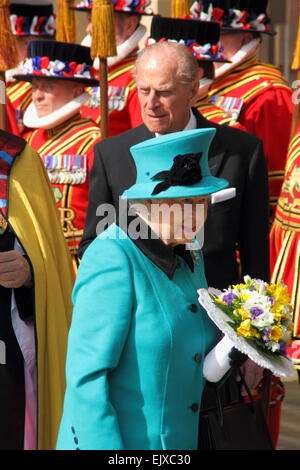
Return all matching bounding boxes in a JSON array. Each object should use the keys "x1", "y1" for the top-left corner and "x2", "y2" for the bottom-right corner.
[
  {"x1": 237, "y1": 319, "x2": 252, "y2": 338},
  {"x1": 236, "y1": 308, "x2": 250, "y2": 320},
  {"x1": 232, "y1": 283, "x2": 247, "y2": 290},
  {"x1": 269, "y1": 283, "x2": 292, "y2": 306},
  {"x1": 239, "y1": 293, "x2": 251, "y2": 302},
  {"x1": 236, "y1": 319, "x2": 260, "y2": 339},
  {"x1": 269, "y1": 325, "x2": 284, "y2": 342},
  {"x1": 273, "y1": 309, "x2": 290, "y2": 322},
  {"x1": 273, "y1": 310, "x2": 283, "y2": 322},
  {"x1": 215, "y1": 297, "x2": 226, "y2": 305}
]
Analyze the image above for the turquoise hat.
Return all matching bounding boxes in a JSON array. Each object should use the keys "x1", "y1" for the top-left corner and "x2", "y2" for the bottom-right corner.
[{"x1": 122, "y1": 128, "x2": 229, "y2": 200}]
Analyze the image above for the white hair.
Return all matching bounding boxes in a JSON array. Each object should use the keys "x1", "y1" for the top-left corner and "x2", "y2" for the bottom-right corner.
[{"x1": 134, "y1": 41, "x2": 200, "y2": 87}]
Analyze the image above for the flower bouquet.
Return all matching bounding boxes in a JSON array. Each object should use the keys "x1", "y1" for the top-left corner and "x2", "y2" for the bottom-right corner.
[{"x1": 198, "y1": 276, "x2": 295, "y2": 378}]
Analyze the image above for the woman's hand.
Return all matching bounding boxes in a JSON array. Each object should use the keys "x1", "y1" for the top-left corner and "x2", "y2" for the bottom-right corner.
[{"x1": 0, "y1": 250, "x2": 33, "y2": 288}]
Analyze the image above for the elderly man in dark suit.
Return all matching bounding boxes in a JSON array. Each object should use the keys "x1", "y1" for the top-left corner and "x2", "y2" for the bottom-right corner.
[{"x1": 79, "y1": 41, "x2": 270, "y2": 289}]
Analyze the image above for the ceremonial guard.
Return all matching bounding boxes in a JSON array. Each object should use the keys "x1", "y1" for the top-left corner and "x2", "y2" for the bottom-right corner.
[
  {"x1": 0, "y1": 129, "x2": 73, "y2": 450},
  {"x1": 270, "y1": 124, "x2": 300, "y2": 374},
  {"x1": 190, "y1": 0, "x2": 293, "y2": 220},
  {"x1": 6, "y1": 0, "x2": 56, "y2": 136},
  {"x1": 149, "y1": 15, "x2": 245, "y2": 131},
  {"x1": 70, "y1": 0, "x2": 154, "y2": 136},
  {"x1": 14, "y1": 39, "x2": 101, "y2": 270}
]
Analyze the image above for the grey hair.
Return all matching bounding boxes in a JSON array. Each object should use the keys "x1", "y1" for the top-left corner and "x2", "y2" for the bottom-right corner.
[{"x1": 134, "y1": 41, "x2": 200, "y2": 87}]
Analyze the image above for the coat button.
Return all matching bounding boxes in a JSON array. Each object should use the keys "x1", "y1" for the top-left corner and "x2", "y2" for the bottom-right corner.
[
  {"x1": 189, "y1": 403, "x2": 199, "y2": 412},
  {"x1": 189, "y1": 304, "x2": 198, "y2": 313},
  {"x1": 193, "y1": 353, "x2": 202, "y2": 363}
]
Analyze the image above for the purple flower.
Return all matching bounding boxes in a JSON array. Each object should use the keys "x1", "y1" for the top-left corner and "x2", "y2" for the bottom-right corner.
[
  {"x1": 223, "y1": 293, "x2": 238, "y2": 305},
  {"x1": 268, "y1": 296, "x2": 275, "y2": 305},
  {"x1": 279, "y1": 340, "x2": 287, "y2": 356},
  {"x1": 250, "y1": 308, "x2": 264, "y2": 319},
  {"x1": 263, "y1": 328, "x2": 271, "y2": 343}
]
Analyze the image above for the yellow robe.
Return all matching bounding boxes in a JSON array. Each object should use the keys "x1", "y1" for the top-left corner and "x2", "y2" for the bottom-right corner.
[{"x1": 7, "y1": 141, "x2": 74, "y2": 449}]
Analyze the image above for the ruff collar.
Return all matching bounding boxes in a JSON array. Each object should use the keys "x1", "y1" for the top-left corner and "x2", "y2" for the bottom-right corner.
[
  {"x1": 214, "y1": 38, "x2": 260, "y2": 79},
  {"x1": 23, "y1": 91, "x2": 90, "y2": 129},
  {"x1": 81, "y1": 24, "x2": 146, "y2": 69}
]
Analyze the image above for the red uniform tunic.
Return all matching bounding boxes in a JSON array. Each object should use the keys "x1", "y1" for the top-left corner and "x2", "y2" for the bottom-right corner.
[
  {"x1": 209, "y1": 54, "x2": 293, "y2": 220},
  {"x1": 270, "y1": 127, "x2": 300, "y2": 349},
  {"x1": 25, "y1": 114, "x2": 101, "y2": 269},
  {"x1": 6, "y1": 81, "x2": 32, "y2": 137},
  {"x1": 6, "y1": 96, "x2": 22, "y2": 136},
  {"x1": 81, "y1": 53, "x2": 142, "y2": 136}
]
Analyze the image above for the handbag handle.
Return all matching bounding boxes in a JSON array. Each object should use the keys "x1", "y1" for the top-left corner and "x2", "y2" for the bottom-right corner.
[
  {"x1": 236, "y1": 367, "x2": 255, "y2": 408},
  {"x1": 214, "y1": 366, "x2": 255, "y2": 427}
]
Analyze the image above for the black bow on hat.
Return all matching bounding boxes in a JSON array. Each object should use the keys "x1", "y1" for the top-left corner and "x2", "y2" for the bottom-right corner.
[{"x1": 151, "y1": 152, "x2": 203, "y2": 196}]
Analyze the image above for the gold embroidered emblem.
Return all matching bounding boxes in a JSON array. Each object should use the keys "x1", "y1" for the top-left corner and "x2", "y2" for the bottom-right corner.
[{"x1": 282, "y1": 167, "x2": 300, "y2": 197}]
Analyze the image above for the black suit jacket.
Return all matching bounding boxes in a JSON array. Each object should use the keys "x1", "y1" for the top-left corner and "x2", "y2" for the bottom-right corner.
[{"x1": 80, "y1": 109, "x2": 270, "y2": 288}]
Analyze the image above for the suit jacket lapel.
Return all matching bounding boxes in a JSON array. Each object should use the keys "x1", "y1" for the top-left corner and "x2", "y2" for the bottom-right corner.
[{"x1": 193, "y1": 108, "x2": 227, "y2": 177}]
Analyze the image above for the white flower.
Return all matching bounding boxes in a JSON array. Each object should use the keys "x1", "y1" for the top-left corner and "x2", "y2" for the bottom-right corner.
[
  {"x1": 242, "y1": 291, "x2": 273, "y2": 312},
  {"x1": 251, "y1": 311, "x2": 274, "y2": 329},
  {"x1": 266, "y1": 341, "x2": 280, "y2": 353},
  {"x1": 259, "y1": 282, "x2": 267, "y2": 295}
]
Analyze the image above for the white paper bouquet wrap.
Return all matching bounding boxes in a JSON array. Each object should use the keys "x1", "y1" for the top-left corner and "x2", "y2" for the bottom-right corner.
[{"x1": 198, "y1": 280, "x2": 295, "y2": 378}]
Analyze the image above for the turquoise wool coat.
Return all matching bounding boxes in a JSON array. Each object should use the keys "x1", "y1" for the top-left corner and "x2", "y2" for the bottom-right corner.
[{"x1": 56, "y1": 223, "x2": 219, "y2": 450}]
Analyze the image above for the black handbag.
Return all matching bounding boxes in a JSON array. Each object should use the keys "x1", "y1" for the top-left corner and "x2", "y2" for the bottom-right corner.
[{"x1": 198, "y1": 368, "x2": 274, "y2": 450}]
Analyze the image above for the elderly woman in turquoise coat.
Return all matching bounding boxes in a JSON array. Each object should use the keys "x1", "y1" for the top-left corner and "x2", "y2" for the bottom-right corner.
[{"x1": 56, "y1": 128, "x2": 236, "y2": 450}]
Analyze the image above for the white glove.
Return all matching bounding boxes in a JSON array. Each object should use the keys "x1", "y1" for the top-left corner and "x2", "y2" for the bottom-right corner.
[{"x1": 203, "y1": 335, "x2": 235, "y2": 382}]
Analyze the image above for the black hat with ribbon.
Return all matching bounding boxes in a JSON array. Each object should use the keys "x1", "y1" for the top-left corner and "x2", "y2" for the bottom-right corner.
[
  {"x1": 13, "y1": 39, "x2": 99, "y2": 86},
  {"x1": 9, "y1": 0, "x2": 55, "y2": 37},
  {"x1": 70, "y1": 0, "x2": 153, "y2": 15},
  {"x1": 189, "y1": 0, "x2": 275, "y2": 36},
  {"x1": 147, "y1": 15, "x2": 229, "y2": 63}
]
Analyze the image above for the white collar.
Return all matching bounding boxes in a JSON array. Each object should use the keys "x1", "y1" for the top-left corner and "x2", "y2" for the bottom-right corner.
[
  {"x1": 155, "y1": 110, "x2": 197, "y2": 138},
  {"x1": 184, "y1": 109, "x2": 197, "y2": 131},
  {"x1": 214, "y1": 38, "x2": 261, "y2": 79},
  {"x1": 198, "y1": 78, "x2": 213, "y2": 100},
  {"x1": 23, "y1": 91, "x2": 90, "y2": 129},
  {"x1": 81, "y1": 24, "x2": 146, "y2": 69}
]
